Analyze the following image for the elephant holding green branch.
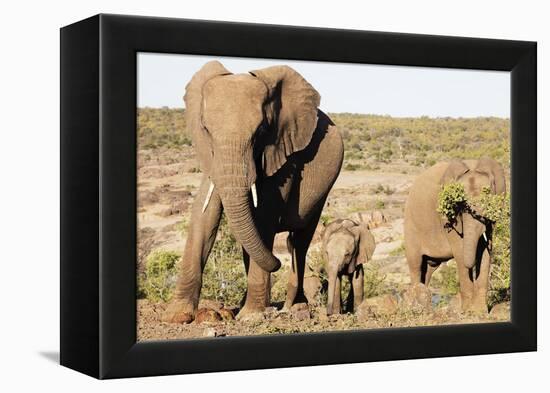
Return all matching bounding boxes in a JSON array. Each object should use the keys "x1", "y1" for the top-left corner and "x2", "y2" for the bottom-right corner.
[
  {"x1": 404, "y1": 158, "x2": 506, "y2": 313},
  {"x1": 162, "y1": 61, "x2": 344, "y2": 323}
]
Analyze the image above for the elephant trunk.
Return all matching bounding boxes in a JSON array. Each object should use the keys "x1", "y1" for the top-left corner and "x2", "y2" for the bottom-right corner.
[
  {"x1": 462, "y1": 213, "x2": 485, "y2": 269},
  {"x1": 326, "y1": 267, "x2": 339, "y2": 315},
  {"x1": 215, "y1": 142, "x2": 281, "y2": 273}
]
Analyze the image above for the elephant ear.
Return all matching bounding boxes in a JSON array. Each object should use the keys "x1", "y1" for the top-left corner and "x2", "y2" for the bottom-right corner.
[
  {"x1": 441, "y1": 159, "x2": 469, "y2": 184},
  {"x1": 348, "y1": 224, "x2": 375, "y2": 274},
  {"x1": 475, "y1": 157, "x2": 506, "y2": 194},
  {"x1": 184, "y1": 61, "x2": 231, "y2": 175},
  {"x1": 249, "y1": 66, "x2": 321, "y2": 176}
]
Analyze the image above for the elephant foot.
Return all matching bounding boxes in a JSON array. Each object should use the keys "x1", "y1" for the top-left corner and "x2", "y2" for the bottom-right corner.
[
  {"x1": 282, "y1": 291, "x2": 308, "y2": 312},
  {"x1": 236, "y1": 304, "x2": 265, "y2": 322},
  {"x1": 162, "y1": 300, "x2": 196, "y2": 324}
]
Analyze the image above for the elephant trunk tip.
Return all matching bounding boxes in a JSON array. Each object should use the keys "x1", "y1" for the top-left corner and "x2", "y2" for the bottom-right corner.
[{"x1": 263, "y1": 255, "x2": 282, "y2": 273}]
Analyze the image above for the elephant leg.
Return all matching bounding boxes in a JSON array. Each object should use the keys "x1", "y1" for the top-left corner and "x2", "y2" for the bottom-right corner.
[
  {"x1": 284, "y1": 212, "x2": 320, "y2": 309},
  {"x1": 455, "y1": 257, "x2": 475, "y2": 312},
  {"x1": 329, "y1": 275, "x2": 342, "y2": 315},
  {"x1": 406, "y1": 244, "x2": 423, "y2": 285},
  {"x1": 283, "y1": 233, "x2": 298, "y2": 310},
  {"x1": 237, "y1": 231, "x2": 275, "y2": 319},
  {"x1": 343, "y1": 274, "x2": 354, "y2": 313},
  {"x1": 351, "y1": 265, "x2": 365, "y2": 312},
  {"x1": 162, "y1": 177, "x2": 223, "y2": 323},
  {"x1": 424, "y1": 261, "x2": 440, "y2": 287},
  {"x1": 472, "y1": 247, "x2": 491, "y2": 313}
]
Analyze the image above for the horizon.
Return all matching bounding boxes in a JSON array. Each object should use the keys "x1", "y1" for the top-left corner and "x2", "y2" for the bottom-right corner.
[{"x1": 137, "y1": 106, "x2": 510, "y2": 120}]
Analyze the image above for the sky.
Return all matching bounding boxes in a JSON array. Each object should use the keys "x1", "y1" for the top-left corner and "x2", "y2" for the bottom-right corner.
[{"x1": 137, "y1": 52, "x2": 510, "y2": 118}]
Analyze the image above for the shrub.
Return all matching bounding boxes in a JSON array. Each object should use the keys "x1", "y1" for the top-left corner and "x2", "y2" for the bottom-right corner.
[
  {"x1": 344, "y1": 162, "x2": 361, "y2": 171},
  {"x1": 139, "y1": 250, "x2": 181, "y2": 302},
  {"x1": 374, "y1": 199, "x2": 385, "y2": 209},
  {"x1": 201, "y1": 214, "x2": 247, "y2": 306},
  {"x1": 476, "y1": 189, "x2": 511, "y2": 307},
  {"x1": 437, "y1": 182, "x2": 467, "y2": 224},
  {"x1": 363, "y1": 263, "x2": 387, "y2": 298}
]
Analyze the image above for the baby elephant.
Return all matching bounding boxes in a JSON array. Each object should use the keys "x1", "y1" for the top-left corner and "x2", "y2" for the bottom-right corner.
[{"x1": 322, "y1": 219, "x2": 376, "y2": 315}]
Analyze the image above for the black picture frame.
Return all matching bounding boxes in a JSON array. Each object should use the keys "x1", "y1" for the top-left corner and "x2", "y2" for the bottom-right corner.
[{"x1": 60, "y1": 14, "x2": 536, "y2": 379}]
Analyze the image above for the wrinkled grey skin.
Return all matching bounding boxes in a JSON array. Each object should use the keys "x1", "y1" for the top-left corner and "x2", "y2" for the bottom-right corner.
[
  {"x1": 163, "y1": 61, "x2": 344, "y2": 323},
  {"x1": 404, "y1": 158, "x2": 506, "y2": 313},
  {"x1": 322, "y1": 219, "x2": 376, "y2": 315}
]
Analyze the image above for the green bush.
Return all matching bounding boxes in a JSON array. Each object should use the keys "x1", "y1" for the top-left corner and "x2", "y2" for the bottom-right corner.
[
  {"x1": 201, "y1": 214, "x2": 247, "y2": 306},
  {"x1": 363, "y1": 263, "x2": 387, "y2": 298},
  {"x1": 437, "y1": 182, "x2": 467, "y2": 224},
  {"x1": 476, "y1": 189, "x2": 511, "y2": 307},
  {"x1": 139, "y1": 250, "x2": 181, "y2": 302}
]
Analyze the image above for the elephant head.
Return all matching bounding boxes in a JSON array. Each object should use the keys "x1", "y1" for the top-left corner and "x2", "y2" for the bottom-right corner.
[
  {"x1": 441, "y1": 157, "x2": 506, "y2": 269},
  {"x1": 322, "y1": 219, "x2": 376, "y2": 315},
  {"x1": 184, "y1": 61, "x2": 321, "y2": 273}
]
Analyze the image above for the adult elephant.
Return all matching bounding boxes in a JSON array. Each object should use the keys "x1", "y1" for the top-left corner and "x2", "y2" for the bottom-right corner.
[
  {"x1": 404, "y1": 158, "x2": 506, "y2": 313},
  {"x1": 163, "y1": 61, "x2": 343, "y2": 323}
]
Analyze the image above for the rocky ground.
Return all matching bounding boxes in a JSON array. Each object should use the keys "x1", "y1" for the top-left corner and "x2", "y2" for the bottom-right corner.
[
  {"x1": 137, "y1": 147, "x2": 510, "y2": 341},
  {"x1": 137, "y1": 297, "x2": 510, "y2": 341}
]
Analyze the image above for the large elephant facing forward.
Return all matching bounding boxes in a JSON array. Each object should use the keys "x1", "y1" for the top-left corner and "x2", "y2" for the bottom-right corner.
[
  {"x1": 163, "y1": 61, "x2": 343, "y2": 323},
  {"x1": 404, "y1": 158, "x2": 506, "y2": 313}
]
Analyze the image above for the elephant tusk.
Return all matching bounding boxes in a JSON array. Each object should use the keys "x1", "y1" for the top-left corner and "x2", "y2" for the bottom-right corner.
[
  {"x1": 482, "y1": 232, "x2": 488, "y2": 242},
  {"x1": 202, "y1": 181, "x2": 215, "y2": 213},
  {"x1": 251, "y1": 183, "x2": 258, "y2": 208}
]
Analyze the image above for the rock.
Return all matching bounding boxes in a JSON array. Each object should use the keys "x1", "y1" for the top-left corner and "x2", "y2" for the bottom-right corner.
[
  {"x1": 171, "y1": 200, "x2": 188, "y2": 214},
  {"x1": 158, "y1": 207, "x2": 174, "y2": 217},
  {"x1": 489, "y1": 302, "x2": 510, "y2": 319},
  {"x1": 219, "y1": 308, "x2": 235, "y2": 321},
  {"x1": 303, "y1": 276, "x2": 322, "y2": 306},
  {"x1": 202, "y1": 327, "x2": 217, "y2": 337},
  {"x1": 361, "y1": 294, "x2": 399, "y2": 316},
  {"x1": 138, "y1": 190, "x2": 159, "y2": 207},
  {"x1": 194, "y1": 308, "x2": 222, "y2": 324},
  {"x1": 356, "y1": 303, "x2": 377, "y2": 322},
  {"x1": 403, "y1": 283, "x2": 432, "y2": 313},
  {"x1": 198, "y1": 299, "x2": 224, "y2": 311},
  {"x1": 290, "y1": 303, "x2": 311, "y2": 320}
]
